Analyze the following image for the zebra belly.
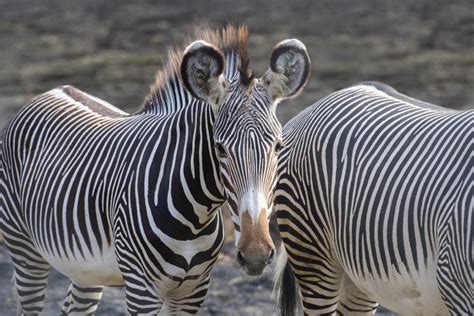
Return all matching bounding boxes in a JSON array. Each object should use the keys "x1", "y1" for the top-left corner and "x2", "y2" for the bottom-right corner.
[
  {"x1": 347, "y1": 265, "x2": 448, "y2": 315},
  {"x1": 39, "y1": 245, "x2": 124, "y2": 286}
]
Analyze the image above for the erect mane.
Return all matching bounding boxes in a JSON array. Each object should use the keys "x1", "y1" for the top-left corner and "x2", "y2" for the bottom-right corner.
[{"x1": 142, "y1": 25, "x2": 252, "y2": 112}]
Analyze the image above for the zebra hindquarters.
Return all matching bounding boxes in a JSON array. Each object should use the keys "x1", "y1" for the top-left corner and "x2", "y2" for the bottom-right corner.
[
  {"x1": 274, "y1": 183, "x2": 378, "y2": 315},
  {"x1": 1, "y1": 142, "x2": 52, "y2": 315},
  {"x1": 274, "y1": 254, "x2": 379, "y2": 316},
  {"x1": 1, "y1": 203, "x2": 52, "y2": 315},
  {"x1": 276, "y1": 222, "x2": 343, "y2": 314}
]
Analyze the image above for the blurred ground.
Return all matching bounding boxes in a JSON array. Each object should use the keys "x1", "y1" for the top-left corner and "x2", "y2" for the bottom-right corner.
[{"x1": 0, "y1": 0, "x2": 472, "y2": 315}]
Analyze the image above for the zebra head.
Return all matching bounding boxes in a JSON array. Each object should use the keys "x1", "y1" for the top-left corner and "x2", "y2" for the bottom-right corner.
[{"x1": 180, "y1": 27, "x2": 311, "y2": 275}]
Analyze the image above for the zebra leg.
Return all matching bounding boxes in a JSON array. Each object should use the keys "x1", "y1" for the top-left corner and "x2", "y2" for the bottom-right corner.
[
  {"x1": 436, "y1": 207, "x2": 473, "y2": 315},
  {"x1": 4, "y1": 236, "x2": 50, "y2": 315},
  {"x1": 436, "y1": 245, "x2": 473, "y2": 314},
  {"x1": 336, "y1": 273, "x2": 378, "y2": 315},
  {"x1": 276, "y1": 231, "x2": 343, "y2": 314},
  {"x1": 164, "y1": 275, "x2": 211, "y2": 315},
  {"x1": 2, "y1": 152, "x2": 50, "y2": 313},
  {"x1": 60, "y1": 282, "x2": 104, "y2": 315},
  {"x1": 289, "y1": 257, "x2": 343, "y2": 315},
  {"x1": 123, "y1": 276, "x2": 162, "y2": 315}
]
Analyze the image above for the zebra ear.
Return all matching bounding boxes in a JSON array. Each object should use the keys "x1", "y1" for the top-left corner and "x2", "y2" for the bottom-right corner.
[
  {"x1": 263, "y1": 39, "x2": 311, "y2": 102},
  {"x1": 181, "y1": 40, "x2": 227, "y2": 109}
]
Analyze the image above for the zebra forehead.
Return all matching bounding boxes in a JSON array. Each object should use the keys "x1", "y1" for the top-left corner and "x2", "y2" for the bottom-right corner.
[
  {"x1": 216, "y1": 114, "x2": 279, "y2": 137},
  {"x1": 224, "y1": 131, "x2": 277, "y2": 149}
]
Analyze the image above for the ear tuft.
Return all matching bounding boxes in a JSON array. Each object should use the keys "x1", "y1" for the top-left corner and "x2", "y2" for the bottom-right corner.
[
  {"x1": 263, "y1": 39, "x2": 311, "y2": 101},
  {"x1": 180, "y1": 41, "x2": 227, "y2": 109}
]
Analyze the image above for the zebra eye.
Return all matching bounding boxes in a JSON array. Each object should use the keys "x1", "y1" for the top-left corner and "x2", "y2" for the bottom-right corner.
[
  {"x1": 274, "y1": 141, "x2": 284, "y2": 154},
  {"x1": 215, "y1": 142, "x2": 227, "y2": 158}
]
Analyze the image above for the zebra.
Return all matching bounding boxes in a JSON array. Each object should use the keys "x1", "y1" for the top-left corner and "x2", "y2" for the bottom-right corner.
[
  {"x1": 274, "y1": 81, "x2": 472, "y2": 315},
  {"x1": 0, "y1": 25, "x2": 311, "y2": 315}
]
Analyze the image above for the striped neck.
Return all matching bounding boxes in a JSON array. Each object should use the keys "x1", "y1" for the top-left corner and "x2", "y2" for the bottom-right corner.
[{"x1": 138, "y1": 75, "x2": 196, "y2": 115}]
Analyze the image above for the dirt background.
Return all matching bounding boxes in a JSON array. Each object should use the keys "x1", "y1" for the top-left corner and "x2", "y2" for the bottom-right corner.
[{"x1": 0, "y1": 0, "x2": 473, "y2": 315}]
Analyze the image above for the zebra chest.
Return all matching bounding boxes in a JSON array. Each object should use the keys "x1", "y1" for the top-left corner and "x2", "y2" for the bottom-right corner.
[
  {"x1": 114, "y1": 209, "x2": 224, "y2": 294},
  {"x1": 139, "y1": 239, "x2": 221, "y2": 299}
]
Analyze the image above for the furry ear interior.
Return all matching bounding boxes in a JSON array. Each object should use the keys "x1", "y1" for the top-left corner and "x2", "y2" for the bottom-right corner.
[
  {"x1": 262, "y1": 39, "x2": 311, "y2": 102},
  {"x1": 180, "y1": 40, "x2": 227, "y2": 109}
]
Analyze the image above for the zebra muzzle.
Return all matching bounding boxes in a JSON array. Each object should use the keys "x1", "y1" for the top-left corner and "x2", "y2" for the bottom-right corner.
[{"x1": 236, "y1": 210, "x2": 275, "y2": 275}]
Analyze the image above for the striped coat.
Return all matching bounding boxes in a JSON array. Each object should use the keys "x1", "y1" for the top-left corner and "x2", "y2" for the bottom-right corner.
[
  {"x1": 1, "y1": 25, "x2": 312, "y2": 315},
  {"x1": 275, "y1": 82, "x2": 472, "y2": 315}
]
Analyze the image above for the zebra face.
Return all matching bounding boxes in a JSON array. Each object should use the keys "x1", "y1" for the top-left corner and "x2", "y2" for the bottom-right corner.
[
  {"x1": 213, "y1": 98, "x2": 282, "y2": 276},
  {"x1": 181, "y1": 37, "x2": 311, "y2": 275}
]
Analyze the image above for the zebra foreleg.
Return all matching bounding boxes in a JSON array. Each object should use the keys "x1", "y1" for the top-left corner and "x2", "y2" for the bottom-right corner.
[
  {"x1": 60, "y1": 282, "x2": 104, "y2": 315},
  {"x1": 163, "y1": 276, "x2": 211, "y2": 315},
  {"x1": 336, "y1": 273, "x2": 378, "y2": 315},
  {"x1": 123, "y1": 276, "x2": 162, "y2": 315}
]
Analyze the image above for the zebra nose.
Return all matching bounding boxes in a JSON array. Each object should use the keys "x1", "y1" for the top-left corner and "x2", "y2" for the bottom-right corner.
[
  {"x1": 236, "y1": 250, "x2": 246, "y2": 266},
  {"x1": 267, "y1": 248, "x2": 275, "y2": 264},
  {"x1": 236, "y1": 247, "x2": 275, "y2": 275}
]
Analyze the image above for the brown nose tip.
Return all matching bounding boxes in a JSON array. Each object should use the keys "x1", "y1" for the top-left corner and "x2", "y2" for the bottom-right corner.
[
  {"x1": 236, "y1": 210, "x2": 275, "y2": 275},
  {"x1": 236, "y1": 247, "x2": 275, "y2": 275}
]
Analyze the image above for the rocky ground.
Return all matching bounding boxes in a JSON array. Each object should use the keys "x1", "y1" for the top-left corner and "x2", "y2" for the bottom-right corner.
[{"x1": 0, "y1": 0, "x2": 472, "y2": 315}]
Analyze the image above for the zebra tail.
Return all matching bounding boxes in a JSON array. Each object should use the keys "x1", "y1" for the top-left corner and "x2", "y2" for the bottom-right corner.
[
  {"x1": 11, "y1": 270, "x2": 21, "y2": 314},
  {"x1": 273, "y1": 248, "x2": 300, "y2": 316},
  {"x1": 1, "y1": 139, "x2": 18, "y2": 310},
  {"x1": 0, "y1": 140, "x2": 4, "y2": 243}
]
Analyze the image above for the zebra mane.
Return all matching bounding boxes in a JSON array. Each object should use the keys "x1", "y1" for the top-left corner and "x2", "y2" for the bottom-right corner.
[
  {"x1": 199, "y1": 25, "x2": 253, "y2": 85},
  {"x1": 142, "y1": 25, "x2": 252, "y2": 113}
]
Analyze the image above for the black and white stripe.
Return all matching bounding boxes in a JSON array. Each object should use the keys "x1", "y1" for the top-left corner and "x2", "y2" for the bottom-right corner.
[
  {"x1": 1, "y1": 26, "x2": 314, "y2": 314},
  {"x1": 0, "y1": 25, "x2": 300, "y2": 315},
  {"x1": 274, "y1": 82, "x2": 472, "y2": 315}
]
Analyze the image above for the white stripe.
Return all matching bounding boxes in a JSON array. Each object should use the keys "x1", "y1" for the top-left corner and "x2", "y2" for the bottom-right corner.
[{"x1": 239, "y1": 190, "x2": 268, "y2": 224}]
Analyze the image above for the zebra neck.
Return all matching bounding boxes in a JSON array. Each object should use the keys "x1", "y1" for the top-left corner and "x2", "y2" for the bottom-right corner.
[
  {"x1": 138, "y1": 77, "x2": 196, "y2": 115},
  {"x1": 139, "y1": 101, "x2": 226, "y2": 223}
]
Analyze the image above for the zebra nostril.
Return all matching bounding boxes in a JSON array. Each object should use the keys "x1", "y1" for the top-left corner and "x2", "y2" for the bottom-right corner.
[
  {"x1": 236, "y1": 251, "x2": 246, "y2": 266},
  {"x1": 267, "y1": 248, "x2": 275, "y2": 264}
]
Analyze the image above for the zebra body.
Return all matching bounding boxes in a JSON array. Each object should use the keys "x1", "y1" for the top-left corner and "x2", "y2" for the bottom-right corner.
[
  {"x1": 3, "y1": 85, "x2": 224, "y2": 310},
  {"x1": 275, "y1": 82, "x2": 472, "y2": 315},
  {"x1": 1, "y1": 26, "x2": 311, "y2": 314}
]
